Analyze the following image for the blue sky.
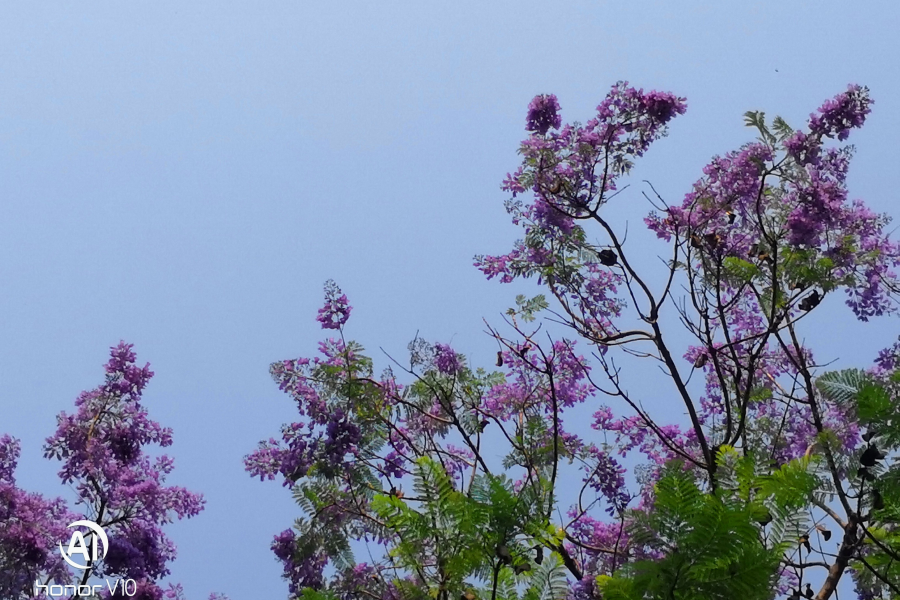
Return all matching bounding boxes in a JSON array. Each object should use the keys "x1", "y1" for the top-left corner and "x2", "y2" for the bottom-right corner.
[{"x1": 2, "y1": 1, "x2": 899, "y2": 597}]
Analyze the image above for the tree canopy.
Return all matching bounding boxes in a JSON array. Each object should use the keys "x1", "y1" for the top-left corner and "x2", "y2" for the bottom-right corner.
[{"x1": 2, "y1": 83, "x2": 899, "y2": 600}]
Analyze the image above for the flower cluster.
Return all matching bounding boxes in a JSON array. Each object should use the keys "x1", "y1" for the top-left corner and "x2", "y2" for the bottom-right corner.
[
  {"x1": 0, "y1": 436, "x2": 74, "y2": 597},
  {"x1": 271, "y1": 529, "x2": 327, "y2": 594},
  {"x1": 42, "y1": 342, "x2": 205, "y2": 595},
  {"x1": 525, "y1": 93, "x2": 562, "y2": 135},
  {"x1": 646, "y1": 85, "x2": 898, "y2": 321},
  {"x1": 808, "y1": 84, "x2": 872, "y2": 141},
  {"x1": 316, "y1": 279, "x2": 352, "y2": 330},
  {"x1": 433, "y1": 343, "x2": 462, "y2": 376}
]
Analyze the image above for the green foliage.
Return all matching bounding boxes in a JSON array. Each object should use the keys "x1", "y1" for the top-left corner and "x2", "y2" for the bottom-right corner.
[
  {"x1": 722, "y1": 256, "x2": 761, "y2": 284},
  {"x1": 508, "y1": 294, "x2": 550, "y2": 323},
  {"x1": 816, "y1": 368, "x2": 866, "y2": 407},
  {"x1": 299, "y1": 591, "x2": 338, "y2": 600},
  {"x1": 781, "y1": 248, "x2": 840, "y2": 292},
  {"x1": 521, "y1": 554, "x2": 568, "y2": 600},
  {"x1": 368, "y1": 457, "x2": 561, "y2": 598},
  {"x1": 597, "y1": 463, "x2": 781, "y2": 600},
  {"x1": 814, "y1": 368, "x2": 900, "y2": 597},
  {"x1": 744, "y1": 110, "x2": 795, "y2": 145}
]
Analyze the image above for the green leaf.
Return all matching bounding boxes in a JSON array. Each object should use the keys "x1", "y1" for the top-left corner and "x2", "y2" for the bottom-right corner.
[
  {"x1": 816, "y1": 369, "x2": 865, "y2": 406},
  {"x1": 723, "y1": 257, "x2": 761, "y2": 283}
]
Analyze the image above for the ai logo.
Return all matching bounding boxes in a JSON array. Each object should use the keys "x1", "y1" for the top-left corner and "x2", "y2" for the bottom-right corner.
[{"x1": 59, "y1": 520, "x2": 109, "y2": 570}]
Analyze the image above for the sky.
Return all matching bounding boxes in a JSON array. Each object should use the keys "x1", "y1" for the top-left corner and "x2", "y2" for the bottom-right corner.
[{"x1": 1, "y1": 1, "x2": 899, "y2": 597}]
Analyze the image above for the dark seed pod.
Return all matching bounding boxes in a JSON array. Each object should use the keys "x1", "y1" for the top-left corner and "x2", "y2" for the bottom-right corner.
[
  {"x1": 693, "y1": 353, "x2": 708, "y2": 369},
  {"x1": 861, "y1": 444, "x2": 886, "y2": 467},
  {"x1": 804, "y1": 583, "x2": 814, "y2": 599},
  {"x1": 798, "y1": 290, "x2": 822, "y2": 312},
  {"x1": 873, "y1": 488, "x2": 885, "y2": 510},
  {"x1": 597, "y1": 249, "x2": 618, "y2": 266},
  {"x1": 703, "y1": 232, "x2": 721, "y2": 249},
  {"x1": 690, "y1": 234, "x2": 703, "y2": 249},
  {"x1": 534, "y1": 545, "x2": 544, "y2": 565},
  {"x1": 496, "y1": 351, "x2": 504, "y2": 367},
  {"x1": 858, "y1": 466, "x2": 876, "y2": 482},
  {"x1": 496, "y1": 544, "x2": 512, "y2": 565},
  {"x1": 799, "y1": 534, "x2": 811, "y2": 553},
  {"x1": 862, "y1": 430, "x2": 876, "y2": 443},
  {"x1": 816, "y1": 524, "x2": 832, "y2": 541}
]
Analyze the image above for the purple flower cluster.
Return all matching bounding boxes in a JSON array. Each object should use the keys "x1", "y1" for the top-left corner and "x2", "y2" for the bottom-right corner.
[
  {"x1": 44, "y1": 343, "x2": 204, "y2": 594},
  {"x1": 476, "y1": 82, "x2": 685, "y2": 336},
  {"x1": 526, "y1": 93, "x2": 562, "y2": 135},
  {"x1": 316, "y1": 279, "x2": 352, "y2": 330},
  {"x1": 645, "y1": 86, "x2": 898, "y2": 321},
  {"x1": 433, "y1": 343, "x2": 463, "y2": 376},
  {"x1": 585, "y1": 446, "x2": 629, "y2": 514},
  {"x1": 271, "y1": 529, "x2": 327, "y2": 594},
  {"x1": 808, "y1": 84, "x2": 872, "y2": 141},
  {"x1": 1, "y1": 343, "x2": 210, "y2": 599},
  {"x1": 0, "y1": 436, "x2": 74, "y2": 597}
]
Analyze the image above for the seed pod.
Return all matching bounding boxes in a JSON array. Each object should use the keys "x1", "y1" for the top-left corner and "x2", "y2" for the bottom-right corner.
[
  {"x1": 534, "y1": 545, "x2": 544, "y2": 565},
  {"x1": 804, "y1": 583, "x2": 814, "y2": 599},
  {"x1": 861, "y1": 443, "x2": 886, "y2": 467},
  {"x1": 597, "y1": 249, "x2": 618, "y2": 266},
  {"x1": 798, "y1": 290, "x2": 821, "y2": 312},
  {"x1": 858, "y1": 467, "x2": 876, "y2": 482},
  {"x1": 799, "y1": 534, "x2": 811, "y2": 553},
  {"x1": 496, "y1": 544, "x2": 512, "y2": 565},
  {"x1": 693, "y1": 353, "x2": 708, "y2": 369},
  {"x1": 690, "y1": 234, "x2": 703, "y2": 249},
  {"x1": 496, "y1": 351, "x2": 504, "y2": 367},
  {"x1": 816, "y1": 524, "x2": 832, "y2": 541},
  {"x1": 703, "y1": 232, "x2": 721, "y2": 250},
  {"x1": 727, "y1": 211, "x2": 737, "y2": 224}
]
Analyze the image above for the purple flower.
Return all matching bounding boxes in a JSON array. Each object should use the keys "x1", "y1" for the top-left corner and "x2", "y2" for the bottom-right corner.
[
  {"x1": 433, "y1": 343, "x2": 462, "y2": 375},
  {"x1": 316, "y1": 280, "x2": 352, "y2": 330},
  {"x1": 526, "y1": 94, "x2": 562, "y2": 135},
  {"x1": 809, "y1": 84, "x2": 872, "y2": 141},
  {"x1": 640, "y1": 90, "x2": 686, "y2": 123},
  {"x1": 39, "y1": 342, "x2": 204, "y2": 593},
  {"x1": 271, "y1": 529, "x2": 327, "y2": 593}
]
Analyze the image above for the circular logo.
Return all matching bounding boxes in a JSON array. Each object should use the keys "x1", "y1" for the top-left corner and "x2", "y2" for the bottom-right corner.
[{"x1": 59, "y1": 520, "x2": 109, "y2": 570}]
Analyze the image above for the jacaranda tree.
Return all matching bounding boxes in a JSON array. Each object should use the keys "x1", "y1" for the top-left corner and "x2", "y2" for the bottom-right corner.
[
  {"x1": 247, "y1": 83, "x2": 900, "y2": 600},
  {"x1": 1, "y1": 342, "x2": 216, "y2": 600}
]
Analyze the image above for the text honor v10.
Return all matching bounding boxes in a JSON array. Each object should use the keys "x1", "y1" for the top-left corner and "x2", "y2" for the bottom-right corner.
[{"x1": 34, "y1": 520, "x2": 140, "y2": 598}]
